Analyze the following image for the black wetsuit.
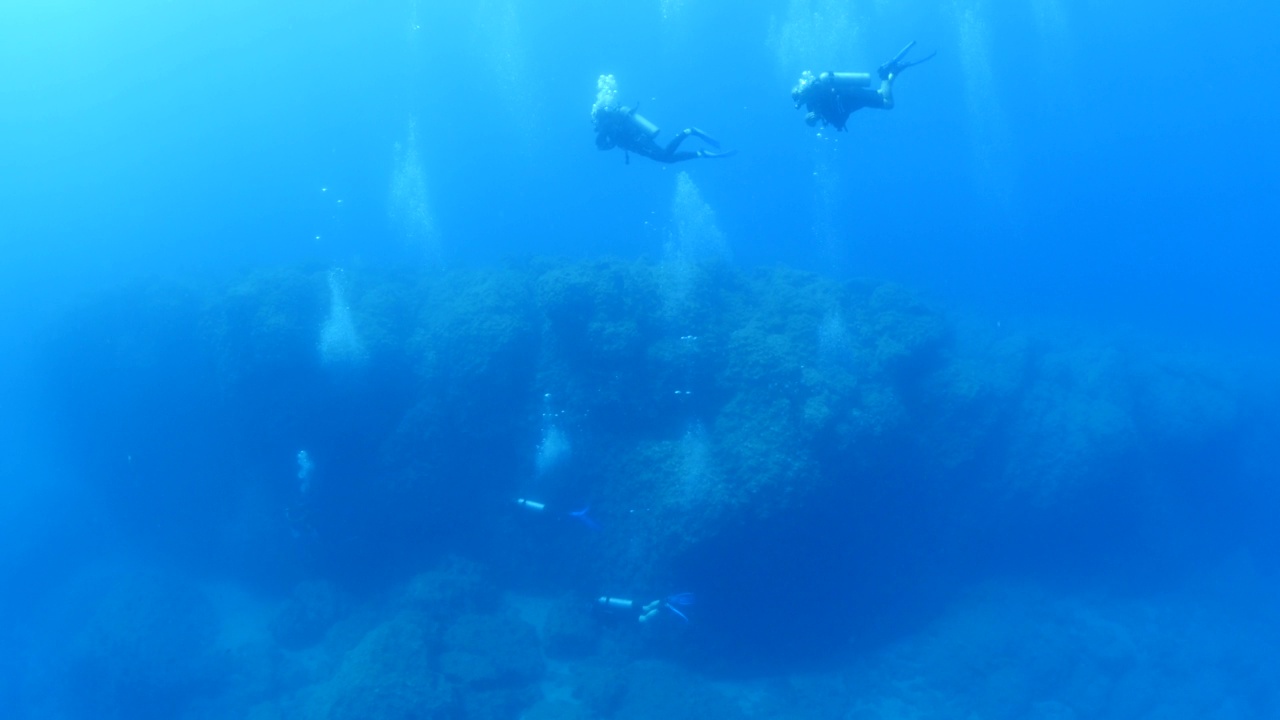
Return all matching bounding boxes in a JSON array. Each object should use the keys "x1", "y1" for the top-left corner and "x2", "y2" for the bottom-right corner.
[
  {"x1": 800, "y1": 73, "x2": 893, "y2": 131},
  {"x1": 795, "y1": 43, "x2": 934, "y2": 132},
  {"x1": 594, "y1": 107, "x2": 730, "y2": 164}
]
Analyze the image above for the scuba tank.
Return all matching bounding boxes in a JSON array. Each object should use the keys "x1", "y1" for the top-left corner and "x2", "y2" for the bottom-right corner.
[
  {"x1": 827, "y1": 72, "x2": 872, "y2": 88},
  {"x1": 619, "y1": 105, "x2": 661, "y2": 138}
]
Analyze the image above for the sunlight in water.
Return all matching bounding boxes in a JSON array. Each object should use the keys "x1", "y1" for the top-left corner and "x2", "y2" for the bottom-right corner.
[
  {"x1": 660, "y1": 0, "x2": 685, "y2": 22},
  {"x1": 672, "y1": 420, "x2": 715, "y2": 509},
  {"x1": 769, "y1": 0, "x2": 860, "y2": 74},
  {"x1": 662, "y1": 172, "x2": 729, "y2": 319},
  {"x1": 1030, "y1": 0, "x2": 1068, "y2": 36},
  {"x1": 1029, "y1": 0, "x2": 1081, "y2": 114},
  {"x1": 473, "y1": 0, "x2": 537, "y2": 154},
  {"x1": 319, "y1": 269, "x2": 367, "y2": 367},
  {"x1": 952, "y1": 0, "x2": 1016, "y2": 208},
  {"x1": 535, "y1": 424, "x2": 571, "y2": 477},
  {"x1": 389, "y1": 119, "x2": 441, "y2": 263}
]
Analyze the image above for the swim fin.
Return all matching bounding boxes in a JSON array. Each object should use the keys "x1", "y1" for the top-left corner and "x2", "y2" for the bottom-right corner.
[
  {"x1": 879, "y1": 41, "x2": 935, "y2": 79},
  {"x1": 688, "y1": 127, "x2": 722, "y2": 148},
  {"x1": 896, "y1": 51, "x2": 937, "y2": 74}
]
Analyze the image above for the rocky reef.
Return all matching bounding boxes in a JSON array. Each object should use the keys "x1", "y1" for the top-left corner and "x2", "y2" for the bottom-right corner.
[{"x1": 33, "y1": 258, "x2": 1276, "y2": 716}]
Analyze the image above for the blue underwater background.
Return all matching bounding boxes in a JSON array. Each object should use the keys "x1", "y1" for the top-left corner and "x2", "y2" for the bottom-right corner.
[{"x1": 2, "y1": 0, "x2": 1279, "y2": 718}]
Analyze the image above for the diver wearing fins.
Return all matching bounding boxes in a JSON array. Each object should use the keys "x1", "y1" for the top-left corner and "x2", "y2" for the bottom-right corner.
[
  {"x1": 591, "y1": 74, "x2": 736, "y2": 165},
  {"x1": 792, "y1": 41, "x2": 936, "y2": 132}
]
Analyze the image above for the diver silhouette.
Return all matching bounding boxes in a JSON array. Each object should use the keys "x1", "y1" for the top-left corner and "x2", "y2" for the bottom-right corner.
[
  {"x1": 791, "y1": 41, "x2": 936, "y2": 131},
  {"x1": 591, "y1": 74, "x2": 735, "y2": 164}
]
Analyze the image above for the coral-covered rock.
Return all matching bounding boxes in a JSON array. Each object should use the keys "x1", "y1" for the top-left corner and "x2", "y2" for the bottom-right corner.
[
  {"x1": 521, "y1": 698, "x2": 594, "y2": 720},
  {"x1": 856, "y1": 282, "x2": 950, "y2": 376},
  {"x1": 845, "y1": 582, "x2": 1280, "y2": 720},
  {"x1": 207, "y1": 268, "x2": 325, "y2": 391},
  {"x1": 1001, "y1": 346, "x2": 1138, "y2": 505},
  {"x1": 610, "y1": 660, "x2": 748, "y2": 720},
  {"x1": 398, "y1": 556, "x2": 502, "y2": 621},
  {"x1": 570, "y1": 663, "x2": 629, "y2": 717},
  {"x1": 438, "y1": 611, "x2": 544, "y2": 687},
  {"x1": 437, "y1": 610, "x2": 544, "y2": 719},
  {"x1": 535, "y1": 260, "x2": 663, "y2": 428},
  {"x1": 542, "y1": 595, "x2": 602, "y2": 659},
  {"x1": 270, "y1": 580, "x2": 347, "y2": 650},
  {"x1": 1130, "y1": 350, "x2": 1241, "y2": 447},
  {"x1": 300, "y1": 610, "x2": 455, "y2": 720},
  {"x1": 37, "y1": 257, "x2": 1270, "y2": 669}
]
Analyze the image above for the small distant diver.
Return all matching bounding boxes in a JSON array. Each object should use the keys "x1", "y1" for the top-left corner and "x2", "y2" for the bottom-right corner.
[
  {"x1": 592, "y1": 74, "x2": 736, "y2": 165},
  {"x1": 515, "y1": 497, "x2": 600, "y2": 531},
  {"x1": 791, "y1": 41, "x2": 936, "y2": 132},
  {"x1": 597, "y1": 592, "x2": 696, "y2": 624}
]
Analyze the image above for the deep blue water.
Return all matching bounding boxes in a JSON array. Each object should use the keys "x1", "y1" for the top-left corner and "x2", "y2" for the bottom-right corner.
[{"x1": 2, "y1": 1, "x2": 1278, "y2": 718}]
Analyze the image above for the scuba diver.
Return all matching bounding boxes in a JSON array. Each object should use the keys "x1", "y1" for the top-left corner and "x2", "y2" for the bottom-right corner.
[
  {"x1": 514, "y1": 497, "x2": 601, "y2": 530},
  {"x1": 597, "y1": 592, "x2": 696, "y2": 624},
  {"x1": 791, "y1": 41, "x2": 936, "y2": 132},
  {"x1": 592, "y1": 74, "x2": 736, "y2": 164}
]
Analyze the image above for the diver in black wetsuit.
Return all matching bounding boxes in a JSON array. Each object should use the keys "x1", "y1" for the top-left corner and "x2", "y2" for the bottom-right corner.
[
  {"x1": 591, "y1": 75, "x2": 735, "y2": 164},
  {"x1": 792, "y1": 41, "x2": 936, "y2": 132},
  {"x1": 594, "y1": 107, "x2": 735, "y2": 164}
]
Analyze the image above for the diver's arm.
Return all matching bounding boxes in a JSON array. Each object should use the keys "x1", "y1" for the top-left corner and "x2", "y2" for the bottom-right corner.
[{"x1": 597, "y1": 131, "x2": 617, "y2": 150}]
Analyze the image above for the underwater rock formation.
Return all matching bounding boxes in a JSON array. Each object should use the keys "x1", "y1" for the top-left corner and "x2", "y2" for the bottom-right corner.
[
  {"x1": 841, "y1": 581, "x2": 1280, "y2": 719},
  {"x1": 40, "y1": 258, "x2": 1268, "y2": 659},
  {"x1": 295, "y1": 610, "x2": 456, "y2": 720}
]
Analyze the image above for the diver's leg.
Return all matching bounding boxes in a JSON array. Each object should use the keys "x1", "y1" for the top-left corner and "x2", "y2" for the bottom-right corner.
[
  {"x1": 878, "y1": 76, "x2": 896, "y2": 109},
  {"x1": 686, "y1": 128, "x2": 721, "y2": 148},
  {"x1": 663, "y1": 129, "x2": 693, "y2": 156},
  {"x1": 661, "y1": 129, "x2": 733, "y2": 161},
  {"x1": 844, "y1": 86, "x2": 891, "y2": 112},
  {"x1": 630, "y1": 138, "x2": 665, "y2": 163}
]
